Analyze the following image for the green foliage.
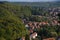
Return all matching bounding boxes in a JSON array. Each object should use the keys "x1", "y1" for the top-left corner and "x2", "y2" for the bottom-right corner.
[
  {"x1": 29, "y1": 16, "x2": 41, "y2": 22},
  {"x1": 0, "y1": 3, "x2": 29, "y2": 40},
  {"x1": 37, "y1": 25, "x2": 59, "y2": 39},
  {"x1": 38, "y1": 27, "x2": 52, "y2": 38}
]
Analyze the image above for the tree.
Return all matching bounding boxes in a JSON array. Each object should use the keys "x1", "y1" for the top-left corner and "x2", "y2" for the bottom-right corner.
[
  {"x1": 0, "y1": 4, "x2": 29, "y2": 40},
  {"x1": 25, "y1": 34, "x2": 30, "y2": 40}
]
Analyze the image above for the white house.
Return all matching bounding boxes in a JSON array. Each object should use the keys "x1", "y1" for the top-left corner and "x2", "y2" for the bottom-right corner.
[
  {"x1": 30, "y1": 32, "x2": 37, "y2": 39},
  {"x1": 25, "y1": 24, "x2": 29, "y2": 27}
]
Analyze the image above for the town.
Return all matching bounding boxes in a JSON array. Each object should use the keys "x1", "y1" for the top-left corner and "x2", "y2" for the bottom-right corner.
[{"x1": 22, "y1": 7, "x2": 60, "y2": 40}]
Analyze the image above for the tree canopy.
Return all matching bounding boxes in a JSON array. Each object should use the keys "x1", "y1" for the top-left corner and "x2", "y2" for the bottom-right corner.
[{"x1": 0, "y1": 3, "x2": 29, "y2": 40}]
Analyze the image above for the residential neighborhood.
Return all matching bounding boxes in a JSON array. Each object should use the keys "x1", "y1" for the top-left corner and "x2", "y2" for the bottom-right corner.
[{"x1": 22, "y1": 7, "x2": 60, "y2": 40}]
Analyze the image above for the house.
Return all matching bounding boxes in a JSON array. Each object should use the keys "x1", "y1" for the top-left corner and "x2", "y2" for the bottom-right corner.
[
  {"x1": 43, "y1": 38, "x2": 55, "y2": 40},
  {"x1": 25, "y1": 24, "x2": 29, "y2": 27},
  {"x1": 30, "y1": 32, "x2": 37, "y2": 39},
  {"x1": 53, "y1": 20, "x2": 58, "y2": 24},
  {"x1": 28, "y1": 22, "x2": 32, "y2": 26},
  {"x1": 39, "y1": 22, "x2": 49, "y2": 25},
  {"x1": 51, "y1": 20, "x2": 58, "y2": 25}
]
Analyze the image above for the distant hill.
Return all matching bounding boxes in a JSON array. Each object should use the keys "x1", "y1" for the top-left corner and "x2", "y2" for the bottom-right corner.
[
  {"x1": 10, "y1": 1, "x2": 60, "y2": 7},
  {"x1": 0, "y1": 1, "x2": 60, "y2": 7}
]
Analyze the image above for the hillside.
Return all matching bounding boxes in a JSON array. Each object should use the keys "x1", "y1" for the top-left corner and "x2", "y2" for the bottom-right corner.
[{"x1": 0, "y1": 3, "x2": 28, "y2": 40}]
